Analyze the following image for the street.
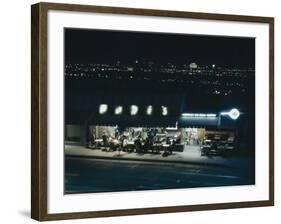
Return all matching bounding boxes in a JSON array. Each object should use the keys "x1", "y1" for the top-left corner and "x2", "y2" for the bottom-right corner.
[{"x1": 64, "y1": 156, "x2": 255, "y2": 194}]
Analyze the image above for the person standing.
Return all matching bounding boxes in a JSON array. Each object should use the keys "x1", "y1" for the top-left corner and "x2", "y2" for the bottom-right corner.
[{"x1": 102, "y1": 130, "x2": 109, "y2": 148}]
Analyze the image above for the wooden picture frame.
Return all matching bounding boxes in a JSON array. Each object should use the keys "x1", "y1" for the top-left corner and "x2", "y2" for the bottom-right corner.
[{"x1": 31, "y1": 2, "x2": 274, "y2": 221}]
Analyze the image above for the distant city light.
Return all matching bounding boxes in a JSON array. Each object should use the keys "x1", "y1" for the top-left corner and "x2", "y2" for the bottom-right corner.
[
  {"x1": 220, "y1": 108, "x2": 240, "y2": 120},
  {"x1": 161, "y1": 106, "x2": 168, "y2": 116},
  {"x1": 115, "y1": 106, "x2": 123, "y2": 115},
  {"x1": 212, "y1": 64, "x2": 216, "y2": 68},
  {"x1": 146, "y1": 105, "x2": 153, "y2": 115},
  {"x1": 189, "y1": 62, "x2": 198, "y2": 69},
  {"x1": 99, "y1": 104, "x2": 108, "y2": 114},
  {"x1": 182, "y1": 113, "x2": 216, "y2": 117},
  {"x1": 130, "y1": 105, "x2": 138, "y2": 115}
]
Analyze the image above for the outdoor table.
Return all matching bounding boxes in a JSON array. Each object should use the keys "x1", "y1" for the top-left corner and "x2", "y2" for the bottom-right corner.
[
  {"x1": 162, "y1": 144, "x2": 171, "y2": 152},
  {"x1": 109, "y1": 139, "x2": 120, "y2": 151},
  {"x1": 94, "y1": 139, "x2": 103, "y2": 143},
  {"x1": 126, "y1": 141, "x2": 135, "y2": 152},
  {"x1": 95, "y1": 139, "x2": 103, "y2": 146},
  {"x1": 152, "y1": 143, "x2": 162, "y2": 153}
]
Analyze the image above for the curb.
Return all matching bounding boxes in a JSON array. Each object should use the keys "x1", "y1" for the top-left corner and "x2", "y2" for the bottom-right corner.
[{"x1": 65, "y1": 153, "x2": 232, "y2": 169}]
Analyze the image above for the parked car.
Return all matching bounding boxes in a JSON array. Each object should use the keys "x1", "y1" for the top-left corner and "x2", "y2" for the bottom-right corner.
[
  {"x1": 221, "y1": 142, "x2": 235, "y2": 156},
  {"x1": 201, "y1": 139, "x2": 236, "y2": 156},
  {"x1": 200, "y1": 139, "x2": 223, "y2": 156}
]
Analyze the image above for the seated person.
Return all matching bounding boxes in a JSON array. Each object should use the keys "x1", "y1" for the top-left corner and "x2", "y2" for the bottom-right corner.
[{"x1": 134, "y1": 135, "x2": 143, "y2": 153}]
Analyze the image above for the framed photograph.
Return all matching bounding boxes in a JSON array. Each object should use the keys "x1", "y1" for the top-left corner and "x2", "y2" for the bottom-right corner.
[{"x1": 31, "y1": 2, "x2": 274, "y2": 221}]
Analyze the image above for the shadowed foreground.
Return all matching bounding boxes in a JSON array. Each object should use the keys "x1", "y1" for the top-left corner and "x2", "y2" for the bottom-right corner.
[{"x1": 64, "y1": 157, "x2": 255, "y2": 194}]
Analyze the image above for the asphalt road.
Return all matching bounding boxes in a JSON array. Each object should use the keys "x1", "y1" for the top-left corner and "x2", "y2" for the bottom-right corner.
[{"x1": 64, "y1": 156, "x2": 255, "y2": 194}]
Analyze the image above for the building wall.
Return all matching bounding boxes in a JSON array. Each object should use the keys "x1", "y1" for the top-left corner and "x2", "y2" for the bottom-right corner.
[
  {"x1": 66, "y1": 125, "x2": 83, "y2": 138},
  {"x1": 65, "y1": 125, "x2": 87, "y2": 145}
]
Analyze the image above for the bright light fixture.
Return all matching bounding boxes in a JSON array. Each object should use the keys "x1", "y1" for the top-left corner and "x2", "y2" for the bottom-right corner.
[
  {"x1": 206, "y1": 114, "x2": 217, "y2": 117},
  {"x1": 115, "y1": 106, "x2": 123, "y2": 115},
  {"x1": 130, "y1": 105, "x2": 138, "y2": 115},
  {"x1": 182, "y1": 113, "x2": 216, "y2": 117},
  {"x1": 228, "y1": 108, "x2": 240, "y2": 120},
  {"x1": 181, "y1": 113, "x2": 193, "y2": 117},
  {"x1": 99, "y1": 104, "x2": 108, "y2": 114},
  {"x1": 161, "y1": 106, "x2": 168, "y2": 116},
  {"x1": 220, "y1": 108, "x2": 240, "y2": 120},
  {"x1": 146, "y1": 105, "x2": 153, "y2": 115}
]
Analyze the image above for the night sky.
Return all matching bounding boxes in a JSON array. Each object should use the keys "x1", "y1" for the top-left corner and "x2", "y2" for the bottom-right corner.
[{"x1": 65, "y1": 28, "x2": 255, "y2": 68}]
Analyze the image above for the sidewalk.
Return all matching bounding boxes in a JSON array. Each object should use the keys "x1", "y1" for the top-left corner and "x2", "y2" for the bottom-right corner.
[{"x1": 65, "y1": 144, "x2": 254, "y2": 169}]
